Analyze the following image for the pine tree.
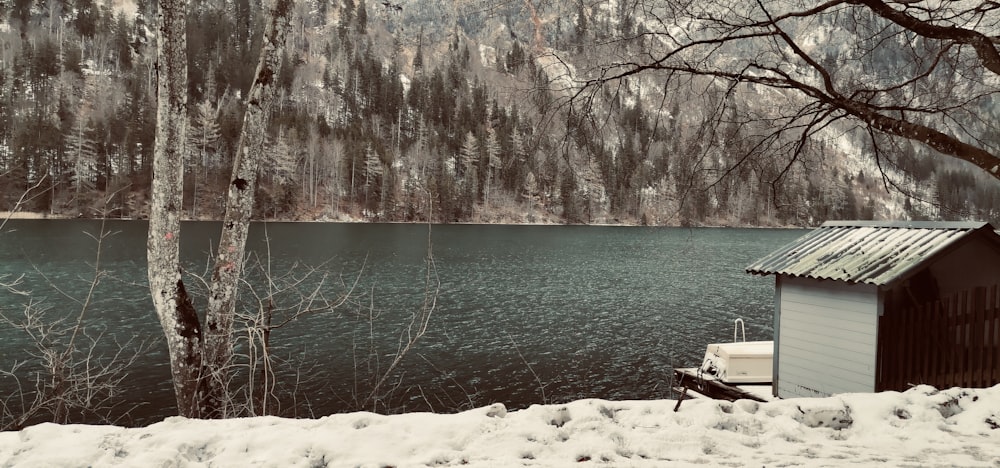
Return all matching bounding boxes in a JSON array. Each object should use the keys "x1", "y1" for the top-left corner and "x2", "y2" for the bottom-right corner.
[
  {"x1": 74, "y1": 0, "x2": 100, "y2": 39},
  {"x1": 112, "y1": 12, "x2": 135, "y2": 71},
  {"x1": 458, "y1": 131, "x2": 478, "y2": 178},
  {"x1": 204, "y1": 62, "x2": 218, "y2": 103},
  {"x1": 483, "y1": 127, "x2": 501, "y2": 206},
  {"x1": 505, "y1": 128, "x2": 526, "y2": 192},
  {"x1": 187, "y1": 100, "x2": 221, "y2": 217},
  {"x1": 560, "y1": 167, "x2": 581, "y2": 223},
  {"x1": 363, "y1": 144, "x2": 383, "y2": 215},
  {"x1": 339, "y1": 0, "x2": 356, "y2": 40},
  {"x1": 356, "y1": 0, "x2": 367, "y2": 34},
  {"x1": 457, "y1": 131, "x2": 479, "y2": 213},
  {"x1": 574, "y1": 1, "x2": 587, "y2": 54},
  {"x1": 524, "y1": 171, "x2": 538, "y2": 206},
  {"x1": 412, "y1": 29, "x2": 424, "y2": 75},
  {"x1": 272, "y1": 130, "x2": 298, "y2": 186},
  {"x1": 65, "y1": 117, "x2": 97, "y2": 209}
]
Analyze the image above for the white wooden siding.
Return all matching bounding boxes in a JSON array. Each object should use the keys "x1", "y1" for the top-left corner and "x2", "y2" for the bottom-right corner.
[{"x1": 777, "y1": 276, "x2": 879, "y2": 398}]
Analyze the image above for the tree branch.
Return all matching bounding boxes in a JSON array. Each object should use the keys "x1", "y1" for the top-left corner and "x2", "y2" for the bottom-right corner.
[{"x1": 853, "y1": 0, "x2": 1000, "y2": 75}]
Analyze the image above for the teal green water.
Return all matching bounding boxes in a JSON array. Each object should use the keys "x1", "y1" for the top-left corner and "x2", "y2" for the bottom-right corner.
[{"x1": 0, "y1": 221, "x2": 803, "y2": 424}]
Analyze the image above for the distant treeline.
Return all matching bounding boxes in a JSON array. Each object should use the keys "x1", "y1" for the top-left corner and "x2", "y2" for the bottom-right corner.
[{"x1": 1, "y1": 0, "x2": 997, "y2": 225}]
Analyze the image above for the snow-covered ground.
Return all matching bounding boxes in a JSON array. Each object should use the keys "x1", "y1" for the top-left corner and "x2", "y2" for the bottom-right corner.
[{"x1": 2, "y1": 385, "x2": 998, "y2": 467}]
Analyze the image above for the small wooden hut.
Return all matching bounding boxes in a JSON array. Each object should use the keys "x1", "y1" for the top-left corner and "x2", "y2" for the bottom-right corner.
[{"x1": 747, "y1": 221, "x2": 1000, "y2": 398}]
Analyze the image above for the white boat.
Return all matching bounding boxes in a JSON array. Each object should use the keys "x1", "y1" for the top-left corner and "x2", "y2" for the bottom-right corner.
[
  {"x1": 672, "y1": 319, "x2": 774, "y2": 405},
  {"x1": 699, "y1": 340, "x2": 773, "y2": 384}
]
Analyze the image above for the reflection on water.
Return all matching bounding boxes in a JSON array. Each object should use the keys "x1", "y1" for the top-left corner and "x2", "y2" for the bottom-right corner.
[{"x1": 0, "y1": 220, "x2": 803, "y2": 425}]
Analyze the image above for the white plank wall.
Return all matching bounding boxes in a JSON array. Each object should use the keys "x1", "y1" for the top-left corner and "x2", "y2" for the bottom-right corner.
[{"x1": 777, "y1": 276, "x2": 879, "y2": 398}]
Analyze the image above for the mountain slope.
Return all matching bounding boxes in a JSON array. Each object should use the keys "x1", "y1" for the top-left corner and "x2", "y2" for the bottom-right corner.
[{"x1": 0, "y1": 0, "x2": 997, "y2": 225}]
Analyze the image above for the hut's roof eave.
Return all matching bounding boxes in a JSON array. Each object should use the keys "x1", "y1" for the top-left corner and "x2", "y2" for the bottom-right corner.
[{"x1": 746, "y1": 221, "x2": 997, "y2": 287}]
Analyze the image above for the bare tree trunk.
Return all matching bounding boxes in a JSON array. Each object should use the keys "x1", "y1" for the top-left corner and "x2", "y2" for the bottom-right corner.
[
  {"x1": 150, "y1": 0, "x2": 296, "y2": 419},
  {"x1": 203, "y1": 0, "x2": 296, "y2": 418},
  {"x1": 148, "y1": 0, "x2": 207, "y2": 418}
]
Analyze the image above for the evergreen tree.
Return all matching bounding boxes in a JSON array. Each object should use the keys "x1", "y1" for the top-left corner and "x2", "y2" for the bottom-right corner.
[
  {"x1": 412, "y1": 40, "x2": 424, "y2": 75},
  {"x1": 187, "y1": 100, "x2": 221, "y2": 217},
  {"x1": 618, "y1": 2, "x2": 634, "y2": 38},
  {"x1": 458, "y1": 131, "x2": 478, "y2": 179},
  {"x1": 506, "y1": 41, "x2": 524, "y2": 73},
  {"x1": 506, "y1": 127, "x2": 529, "y2": 195},
  {"x1": 112, "y1": 12, "x2": 135, "y2": 71},
  {"x1": 339, "y1": 0, "x2": 356, "y2": 40},
  {"x1": 65, "y1": 117, "x2": 97, "y2": 209},
  {"x1": 483, "y1": 127, "x2": 500, "y2": 206},
  {"x1": 272, "y1": 130, "x2": 299, "y2": 186},
  {"x1": 523, "y1": 171, "x2": 538, "y2": 206},
  {"x1": 458, "y1": 131, "x2": 479, "y2": 212},
  {"x1": 74, "y1": 0, "x2": 100, "y2": 38},
  {"x1": 0, "y1": 70, "x2": 10, "y2": 172},
  {"x1": 363, "y1": 144, "x2": 383, "y2": 214},
  {"x1": 356, "y1": 0, "x2": 367, "y2": 34},
  {"x1": 574, "y1": 1, "x2": 587, "y2": 54},
  {"x1": 11, "y1": 0, "x2": 32, "y2": 29},
  {"x1": 34, "y1": 37, "x2": 60, "y2": 78},
  {"x1": 560, "y1": 167, "x2": 581, "y2": 223}
]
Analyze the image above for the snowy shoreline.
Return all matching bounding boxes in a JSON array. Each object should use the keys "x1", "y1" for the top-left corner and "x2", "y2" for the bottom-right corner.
[
  {"x1": 0, "y1": 211, "x2": 807, "y2": 229},
  {"x1": 2, "y1": 385, "x2": 998, "y2": 467},
  {"x1": 0, "y1": 211, "x2": 56, "y2": 220}
]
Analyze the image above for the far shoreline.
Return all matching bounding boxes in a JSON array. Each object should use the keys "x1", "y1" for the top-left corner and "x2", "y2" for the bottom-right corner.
[
  {"x1": 0, "y1": 211, "x2": 59, "y2": 220},
  {"x1": 1, "y1": 210, "x2": 809, "y2": 229}
]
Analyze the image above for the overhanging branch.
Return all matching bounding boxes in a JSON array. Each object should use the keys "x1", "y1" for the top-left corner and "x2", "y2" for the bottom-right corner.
[{"x1": 853, "y1": 0, "x2": 1000, "y2": 75}]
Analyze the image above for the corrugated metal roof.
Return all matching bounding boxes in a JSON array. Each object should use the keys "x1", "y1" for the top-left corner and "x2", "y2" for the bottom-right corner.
[{"x1": 746, "y1": 221, "x2": 995, "y2": 286}]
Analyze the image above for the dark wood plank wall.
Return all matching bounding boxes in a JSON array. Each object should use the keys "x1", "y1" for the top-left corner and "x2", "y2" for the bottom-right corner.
[{"x1": 877, "y1": 285, "x2": 1000, "y2": 391}]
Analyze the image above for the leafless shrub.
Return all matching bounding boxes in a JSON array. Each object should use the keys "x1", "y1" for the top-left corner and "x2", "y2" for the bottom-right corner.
[
  {"x1": 355, "y1": 225, "x2": 439, "y2": 412},
  {"x1": 1, "y1": 215, "x2": 150, "y2": 430},
  {"x1": 181, "y1": 223, "x2": 443, "y2": 418}
]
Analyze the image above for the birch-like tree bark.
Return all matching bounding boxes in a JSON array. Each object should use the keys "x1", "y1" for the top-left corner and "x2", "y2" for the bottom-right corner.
[
  {"x1": 150, "y1": 0, "x2": 295, "y2": 418},
  {"x1": 149, "y1": 0, "x2": 205, "y2": 418},
  {"x1": 203, "y1": 0, "x2": 296, "y2": 418}
]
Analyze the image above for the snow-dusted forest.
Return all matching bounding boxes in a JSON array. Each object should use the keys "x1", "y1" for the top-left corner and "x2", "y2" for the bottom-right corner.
[{"x1": 2, "y1": 0, "x2": 998, "y2": 225}]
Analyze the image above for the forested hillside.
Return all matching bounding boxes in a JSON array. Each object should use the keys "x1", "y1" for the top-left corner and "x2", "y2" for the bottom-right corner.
[{"x1": 1, "y1": 0, "x2": 998, "y2": 225}]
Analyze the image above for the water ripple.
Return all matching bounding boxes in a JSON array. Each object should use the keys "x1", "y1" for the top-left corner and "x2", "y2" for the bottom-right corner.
[{"x1": 0, "y1": 221, "x2": 802, "y2": 424}]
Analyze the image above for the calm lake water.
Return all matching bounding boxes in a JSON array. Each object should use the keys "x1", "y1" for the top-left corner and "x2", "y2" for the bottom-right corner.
[{"x1": 0, "y1": 221, "x2": 803, "y2": 425}]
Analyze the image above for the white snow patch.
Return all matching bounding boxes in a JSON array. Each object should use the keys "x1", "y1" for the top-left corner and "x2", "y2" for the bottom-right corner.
[
  {"x1": 535, "y1": 51, "x2": 579, "y2": 94},
  {"x1": 1, "y1": 385, "x2": 998, "y2": 467},
  {"x1": 102, "y1": 0, "x2": 138, "y2": 19},
  {"x1": 478, "y1": 44, "x2": 496, "y2": 68},
  {"x1": 399, "y1": 73, "x2": 411, "y2": 95}
]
